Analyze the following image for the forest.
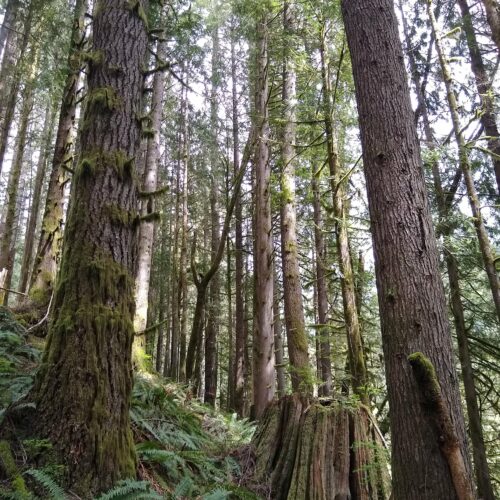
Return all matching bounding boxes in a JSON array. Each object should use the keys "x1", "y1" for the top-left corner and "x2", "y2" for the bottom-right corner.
[{"x1": 0, "y1": 0, "x2": 499, "y2": 498}]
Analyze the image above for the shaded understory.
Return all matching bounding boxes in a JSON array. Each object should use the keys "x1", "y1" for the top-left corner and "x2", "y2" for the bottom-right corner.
[{"x1": 0, "y1": 307, "x2": 389, "y2": 499}]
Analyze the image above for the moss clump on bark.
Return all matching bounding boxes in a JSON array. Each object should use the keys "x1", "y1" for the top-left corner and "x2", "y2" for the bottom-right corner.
[
  {"x1": 408, "y1": 351, "x2": 475, "y2": 499},
  {"x1": 28, "y1": 272, "x2": 54, "y2": 307},
  {"x1": 105, "y1": 204, "x2": 138, "y2": 227},
  {"x1": 86, "y1": 86, "x2": 122, "y2": 117},
  {"x1": 408, "y1": 351, "x2": 441, "y2": 408},
  {"x1": 80, "y1": 50, "x2": 104, "y2": 66},
  {"x1": 138, "y1": 186, "x2": 168, "y2": 198},
  {"x1": 75, "y1": 151, "x2": 135, "y2": 182},
  {"x1": 126, "y1": 0, "x2": 149, "y2": 29},
  {"x1": 140, "y1": 212, "x2": 161, "y2": 224},
  {"x1": 0, "y1": 440, "x2": 28, "y2": 496},
  {"x1": 141, "y1": 127, "x2": 156, "y2": 139}
]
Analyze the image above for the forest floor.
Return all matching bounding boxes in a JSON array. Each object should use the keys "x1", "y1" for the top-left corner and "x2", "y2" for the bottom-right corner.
[{"x1": 0, "y1": 307, "x2": 261, "y2": 499}]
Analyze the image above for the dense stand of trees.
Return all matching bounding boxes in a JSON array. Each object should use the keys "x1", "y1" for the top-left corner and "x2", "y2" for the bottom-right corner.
[{"x1": 0, "y1": 0, "x2": 499, "y2": 498}]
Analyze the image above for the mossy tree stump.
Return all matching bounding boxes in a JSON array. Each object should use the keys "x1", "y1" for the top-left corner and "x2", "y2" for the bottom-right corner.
[{"x1": 251, "y1": 395, "x2": 390, "y2": 500}]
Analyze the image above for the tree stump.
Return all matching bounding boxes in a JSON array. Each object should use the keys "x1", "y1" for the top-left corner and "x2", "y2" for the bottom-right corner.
[{"x1": 251, "y1": 394, "x2": 390, "y2": 500}]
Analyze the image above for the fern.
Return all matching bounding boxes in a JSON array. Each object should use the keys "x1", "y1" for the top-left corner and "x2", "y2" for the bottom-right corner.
[
  {"x1": 174, "y1": 476, "x2": 195, "y2": 497},
  {"x1": 0, "y1": 308, "x2": 41, "y2": 418},
  {"x1": 202, "y1": 489, "x2": 231, "y2": 500},
  {"x1": 96, "y1": 479, "x2": 162, "y2": 500},
  {"x1": 25, "y1": 468, "x2": 66, "y2": 499},
  {"x1": 203, "y1": 484, "x2": 261, "y2": 500}
]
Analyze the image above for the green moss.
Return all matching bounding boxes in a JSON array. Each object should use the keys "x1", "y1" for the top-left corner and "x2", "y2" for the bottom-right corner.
[
  {"x1": 75, "y1": 150, "x2": 136, "y2": 182},
  {"x1": 86, "y1": 255, "x2": 135, "y2": 303},
  {"x1": 126, "y1": 0, "x2": 149, "y2": 29},
  {"x1": 142, "y1": 128, "x2": 156, "y2": 139},
  {"x1": 136, "y1": 113, "x2": 152, "y2": 126},
  {"x1": 0, "y1": 440, "x2": 28, "y2": 496},
  {"x1": 22, "y1": 439, "x2": 53, "y2": 460},
  {"x1": 108, "y1": 64, "x2": 124, "y2": 75},
  {"x1": 138, "y1": 186, "x2": 168, "y2": 198},
  {"x1": 408, "y1": 352, "x2": 441, "y2": 407},
  {"x1": 105, "y1": 204, "x2": 138, "y2": 227},
  {"x1": 78, "y1": 157, "x2": 96, "y2": 179},
  {"x1": 81, "y1": 50, "x2": 104, "y2": 66},
  {"x1": 86, "y1": 86, "x2": 121, "y2": 113},
  {"x1": 29, "y1": 283, "x2": 51, "y2": 307},
  {"x1": 281, "y1": 182, "x2": 294, "y2": 205},
  {"x1": 140, "y1": 212, "x2": 161, "y2": 224}
]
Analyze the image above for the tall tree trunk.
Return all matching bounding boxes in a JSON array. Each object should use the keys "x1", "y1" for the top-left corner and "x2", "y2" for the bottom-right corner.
[
  {"x1": 162, "y1": 191, "x2": 176, "y2": 376},
  {"x1": 428, "y1": 0, "x2": 500, "y2": 323},
  {"x1": 400, "y1": 3, "x2": 495, "y2": 497},
  {"x1": 253, "y1": 12, "x2": 275, "y2": 419},
  {"x1": 0, "y1": 0, "x2": 19, "y2": 62},
  {"x1": 226, "y1": 156, "x2": 234, "y2": 410},
  {"x1": 279, "y1": 0, "x2": 310, "y2": 394},
  {"x1": 319, "y1": 27, "x2": 367, "y2": 404},
  {"x1": 0, "y1": 77, "x2": 34, "y2": 305},
  {"x1": 133, "y1": 33, "x2": 168, "y2": 366},
  {"x1": 204, "y1": 180, "x2": 221, "y2": 405},
  {"x1": 28, "y1": 0, "x2": 87, "y2": 307},
  {"x1": 168, "y1": 145, "x2": 182, "y2": 379},
  {"x1": 204, "y1": 26, "x2": 221, "y2": 406},
  {"x1": 18, "y1": 102, "x2": 57, "y2": 294},
  {"x1": 231, "y1": 26, "x2": 246, "y2": 417},
  {"x1": 226, "y1": 232, "x2": 234, "y2": 410},
  {"x1": 178, "y1": 80, "x2": 190, "y2": 382},
  {"x1": 481, "y1": 0, "x2": 500, "y2": 52},
  {"x1": 0, "y1": 1, "x2": 33, "y2": 177},
  {"x1": 458, "y1": 0, "x2": 500, "y2": 195},
  {"x1": 312, "y1": 166, "x2": 332, "y2": 397},
  {"x1": 154, "y1": 209, "x2": 169, "y2": 374},
  {"x1": 341, "y1": 1, "x2": 473, "y2": 498},
  {"x1": 273, "y1": 262, "x2": 286, "y2": 397},
  {"x1": 170, "y1": 81, "x2": 189, "y2": 381},
  {"x1": 30, "y1": 2, "x2": 149, "y2": 496}
]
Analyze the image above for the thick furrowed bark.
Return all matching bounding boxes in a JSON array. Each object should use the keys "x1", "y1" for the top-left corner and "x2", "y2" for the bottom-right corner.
[
  {"x1": 250, "y1": 396, "x2": 389, "y2": 500},
  {"x1": 29, "y1": 2, "x2": 149, "y2": 496}
]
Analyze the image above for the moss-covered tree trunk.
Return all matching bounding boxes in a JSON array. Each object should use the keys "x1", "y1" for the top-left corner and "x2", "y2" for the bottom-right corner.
[
  {"x1": 28, "y1": 0, "x2": 87, "y2": 307},
  {"x1": 319, "y1": 25, "x2": 367, "y2": 404},
  {"x1": 341, "y1": 1, "x2": 473, "y2": 497},
  {"x1": 253, "y1": 11, "x2": 275, "y2": 419},
  {"x1": 279, "y1": 0, "x2": 310, "y2": 394},
  {"x1": 18, "y1": 103, "x2": 57, "y2": 294},
  {"x1": 312, "y1": 165, "x2": 332, "y2": 397},
  {"x1": 273, "y1": 263, "x2": 287, "y2": 397},
  {"x1": 133, "y1": 30, "x2": 168, "y2": 365},
  {"x1": 30, "y1": 1, "x2": 149, "y2": 496}
]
